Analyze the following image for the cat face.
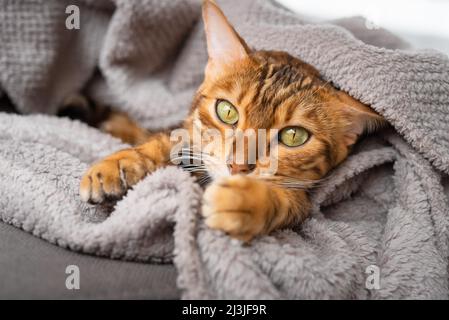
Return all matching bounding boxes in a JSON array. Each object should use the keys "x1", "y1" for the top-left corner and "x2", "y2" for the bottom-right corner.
[{"x1": 186, "y1": 1, "x2": 384, "y2": 185}]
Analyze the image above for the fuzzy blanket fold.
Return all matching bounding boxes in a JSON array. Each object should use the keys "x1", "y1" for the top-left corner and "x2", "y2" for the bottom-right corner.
[{"x1": 1, "y1": 0, "x2": 449, "y2": 299}]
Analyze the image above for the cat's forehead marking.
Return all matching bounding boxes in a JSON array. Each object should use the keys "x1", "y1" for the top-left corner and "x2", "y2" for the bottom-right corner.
[{"x1": 242, "y1": 55, "x2": 323, "y2": 128}]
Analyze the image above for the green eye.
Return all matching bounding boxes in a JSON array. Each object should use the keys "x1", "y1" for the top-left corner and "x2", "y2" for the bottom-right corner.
[
  {"x1": 216, "y1": 100, "x2": 239, "y2": 125},
  {"x1": 279, "y1": 126, "x2": 309, "y2": 147}
]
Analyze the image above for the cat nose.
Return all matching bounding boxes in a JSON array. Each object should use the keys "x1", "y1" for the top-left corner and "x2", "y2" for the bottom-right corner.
[{"x1": 228, "y1": 163, "x2": 256, "y2": 175}]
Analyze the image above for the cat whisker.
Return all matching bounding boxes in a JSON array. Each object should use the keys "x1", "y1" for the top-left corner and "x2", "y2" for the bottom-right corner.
[
  {"x1": 171, "y1": 155, "x2": 208, "y2": 162},
  {"x1": 180, "y1": 164, "x2": 208, "y2": 169},
  {"x1": 196, "y1": 173, "x2": 212, "y2": 187},
  {"x1": 179, "y1": 148, "x2": 213, "y2": 157},
  {"x1": 259, "y1": 174, "x2": 331, "y2": 190},
  {"x1": 182, "y1": 168, "x2": 210, "y2": 173},
  {"x1": 174, "y1": 149, "x2": 221, "y2": 165}
]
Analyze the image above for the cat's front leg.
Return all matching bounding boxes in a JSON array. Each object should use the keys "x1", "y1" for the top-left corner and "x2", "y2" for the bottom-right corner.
[
  {"x1": 80, "y1": 133, "x2": 171, "y2": 203},
  {"x1": 202, "y1": 175, "x2": 310, "y2": 242}
]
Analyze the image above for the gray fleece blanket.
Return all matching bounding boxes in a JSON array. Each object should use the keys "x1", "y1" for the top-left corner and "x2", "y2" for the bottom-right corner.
[{"x1": 1, "y1": 0, "x2": 449, "y2": 299}]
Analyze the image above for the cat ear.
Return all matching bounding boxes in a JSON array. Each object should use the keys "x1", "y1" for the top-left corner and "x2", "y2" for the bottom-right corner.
[
  {"x1": 337, "y1": 91, "x2": 387, "y2": 147},
  {"x1": 202, "y1": 0, "x2": 250, "y2": 75}
]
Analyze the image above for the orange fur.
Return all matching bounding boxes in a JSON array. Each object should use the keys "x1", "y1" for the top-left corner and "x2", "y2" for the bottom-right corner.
[
  {"x1": 100, "y1": 112, "x2": 151, "y2": 145},
  {"x1": 80, "y1": 0, "x2": 385, "y2": 242}
]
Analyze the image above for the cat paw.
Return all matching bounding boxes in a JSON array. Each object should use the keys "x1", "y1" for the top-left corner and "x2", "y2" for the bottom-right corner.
[
  {"x1": 80, "y1": 149, "x2": 154, "y2": 203},
  {"x1": 202, "y1": 175, "x2": 272, "y2": 242}
]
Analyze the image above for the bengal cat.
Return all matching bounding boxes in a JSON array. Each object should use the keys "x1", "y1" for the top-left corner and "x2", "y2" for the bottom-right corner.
[{"x1": 79, "y1": 0, "x2": 385, "y2": 242}]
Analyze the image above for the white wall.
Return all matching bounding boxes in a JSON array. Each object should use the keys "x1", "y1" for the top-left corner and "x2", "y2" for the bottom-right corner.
[{"x1": 276, "y1": 0, "x2": 449, "y2": 55}]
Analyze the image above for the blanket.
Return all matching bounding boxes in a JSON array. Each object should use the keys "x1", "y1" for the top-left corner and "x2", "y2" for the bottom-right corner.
[{"x1": 1, "y1": 0, "x2": 449, "y2": 299}]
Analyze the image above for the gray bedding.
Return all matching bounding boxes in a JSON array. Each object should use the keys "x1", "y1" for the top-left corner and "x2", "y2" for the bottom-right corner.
[
  {"x1": 0, "y1": 0, "x2": 448, "y2": 299},
  {"x1": 0, "y1": 222, "x2": 179, "y2": 299}
]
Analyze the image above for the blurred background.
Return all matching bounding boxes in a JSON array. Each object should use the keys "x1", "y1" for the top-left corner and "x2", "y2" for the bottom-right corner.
[{"x1": 278, "y1": 0, "x2": 449, "y2": 56}]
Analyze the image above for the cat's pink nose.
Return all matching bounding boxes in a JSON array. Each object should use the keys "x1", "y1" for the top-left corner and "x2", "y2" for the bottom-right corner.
[{"x1": 228, "y1": 163, "x2": 256, "y2": 175}]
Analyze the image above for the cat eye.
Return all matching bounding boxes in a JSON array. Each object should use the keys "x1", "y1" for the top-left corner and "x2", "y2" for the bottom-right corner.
[
  {"x1": 216, "y1": 100, "x2": 239, "y2": 125},
  {"x1": 279, "y1": 126, "x2": 309, "y2": 147}
]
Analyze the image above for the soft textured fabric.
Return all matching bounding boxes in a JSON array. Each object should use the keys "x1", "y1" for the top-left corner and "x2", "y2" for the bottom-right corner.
[{"x1": 0, "y1": 0, "x2": 448, "y2": 299}]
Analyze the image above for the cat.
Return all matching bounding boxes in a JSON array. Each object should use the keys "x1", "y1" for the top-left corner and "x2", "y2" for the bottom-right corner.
[{"x1": 79, "y1": 0, "x2": 385, "y2": 242}]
